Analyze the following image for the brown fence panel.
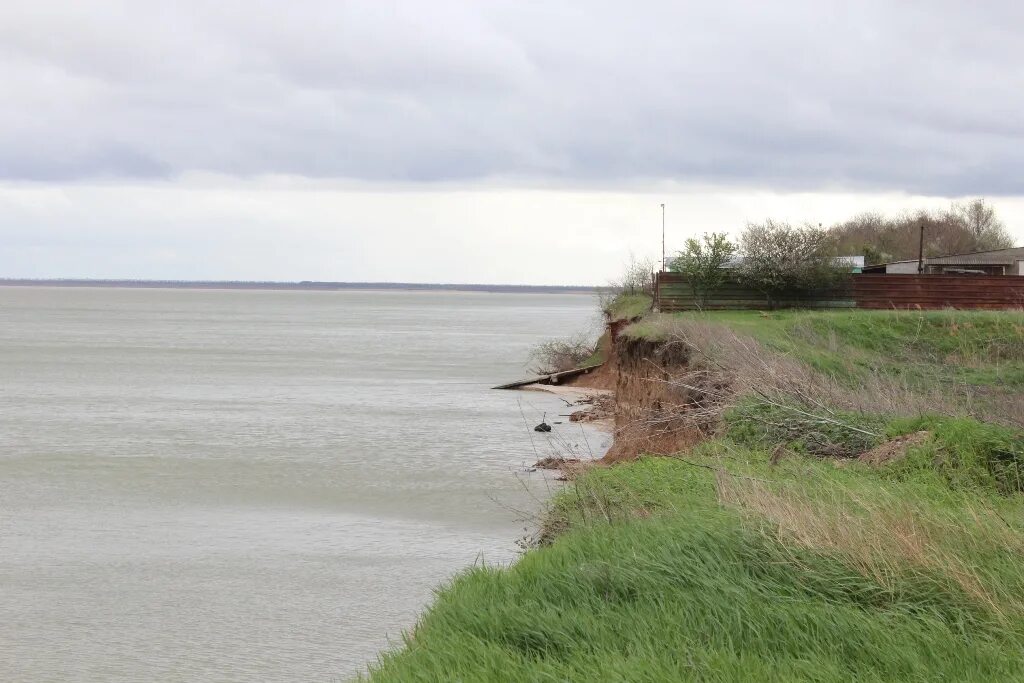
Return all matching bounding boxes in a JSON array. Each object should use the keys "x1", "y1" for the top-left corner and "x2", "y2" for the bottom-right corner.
[
  {"x1": 655, "y1": 273, "x2": 853, "y2": 311},
  {"x1": 656, "y1": 272, "x2": 1024, "y2": 311},
  {"x1": 852, "y1": 274, "x2": 1024, "y2": 309}
]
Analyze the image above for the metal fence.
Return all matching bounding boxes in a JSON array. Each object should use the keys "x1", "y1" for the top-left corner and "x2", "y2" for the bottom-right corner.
[
  {"x1": 655, "y1": 272, "x2": 1024, "y2": 311},
  {"x1": 852, "y1": 274, "x2": 1024, "y2": 310}
]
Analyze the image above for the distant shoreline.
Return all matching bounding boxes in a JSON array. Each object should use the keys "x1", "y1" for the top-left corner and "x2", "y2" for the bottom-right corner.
[{"x1": 0, "y1": 279, "x2": 599, "y2": 294}]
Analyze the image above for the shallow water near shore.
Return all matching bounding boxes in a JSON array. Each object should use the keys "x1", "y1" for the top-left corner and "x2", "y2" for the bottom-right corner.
[{"x1": 0, "y1": 286, "x2": 609, "y2": 682}]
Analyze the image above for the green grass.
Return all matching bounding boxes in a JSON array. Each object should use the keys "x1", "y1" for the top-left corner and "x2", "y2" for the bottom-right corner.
[
  {"x1": 366, "y1": 441, "x2": 1024, "y2": 682},
  {"x1": 724, "y1": 403, "x2": 1024, "y2": 495},
  {"x1": 604, "y1": 293, "x2": 652, "y2": 322},
  {"x1": 618, "y1": 315, "x2": 672, "y2": 341},
  {"x1": 628, "y1": 308, "x2": 1024, "y2": 389},
  {"x1": 577, "y1": 331, "x2": 608, "y2": 368},
  {"x1": 882, "y1": 416, "x2": 1024, "y2": 495}
]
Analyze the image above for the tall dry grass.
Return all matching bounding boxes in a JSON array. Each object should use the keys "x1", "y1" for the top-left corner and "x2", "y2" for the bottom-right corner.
[{"x1": 716, "y1": 470, "x2": 1024, "y2": 622}]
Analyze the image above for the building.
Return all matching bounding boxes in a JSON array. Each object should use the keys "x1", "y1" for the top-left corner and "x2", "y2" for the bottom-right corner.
[
  {"x1": 861, "y1": 259, "x2": 919, "y2": 274},
  {"x1": 862, "y1": 247, "x2": 1024, "y2": 275}
]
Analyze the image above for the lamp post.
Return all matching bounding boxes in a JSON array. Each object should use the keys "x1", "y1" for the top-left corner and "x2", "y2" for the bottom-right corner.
[{"x1": 660, "y1": 203, "x2": 666, "y2": 272}]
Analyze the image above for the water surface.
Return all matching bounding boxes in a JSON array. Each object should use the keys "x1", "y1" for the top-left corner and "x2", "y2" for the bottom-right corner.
[{"x1": 0, "y1": 287, "x2": 608, "y2": 681}]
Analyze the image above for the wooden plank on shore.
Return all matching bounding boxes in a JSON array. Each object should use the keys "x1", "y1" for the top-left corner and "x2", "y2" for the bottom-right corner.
[{"x1": 492, "y1": 363, "x2": 604, "y2": 390}]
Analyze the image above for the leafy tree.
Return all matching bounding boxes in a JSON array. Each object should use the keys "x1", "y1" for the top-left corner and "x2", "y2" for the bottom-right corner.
[
  {"x1": 669, "y1": 232, "x2": 736, "y2": 305},
  {"x1": 738, "y1": 221, "x2": 848, "y2": 306},
  {"x1": 831, "y1": 198, "x2": 1013, "y2": 264}
]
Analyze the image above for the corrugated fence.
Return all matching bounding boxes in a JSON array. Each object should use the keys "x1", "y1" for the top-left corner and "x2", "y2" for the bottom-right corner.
[
  {"x1": 656, "y1": 273, "x2": 1024, "y2": 311},
  {"x1": 655, "y1": 274, "x2": 851, "y2": 310},
  {"x1": 852, "y1": 274, "x2": 1024, "y2": 310}
]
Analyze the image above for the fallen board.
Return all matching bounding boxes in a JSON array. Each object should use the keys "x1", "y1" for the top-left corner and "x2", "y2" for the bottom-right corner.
[{"x1": 492, "y1": 363, "x2": 603, "y2": 390}]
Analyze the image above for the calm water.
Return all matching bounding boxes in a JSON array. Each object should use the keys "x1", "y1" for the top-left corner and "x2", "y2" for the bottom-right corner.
[{"x1": 0, "y1": 287, "x2": 609, "y2": 682}]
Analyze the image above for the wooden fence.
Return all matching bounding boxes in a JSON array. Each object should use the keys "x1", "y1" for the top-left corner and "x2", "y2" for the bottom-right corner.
[
  {"x1": 852, "y1": 274, "x2": 1024, "y2": 310},
  {"x1": 655, "y1": 273, "x2": 852, "y2": 311},
  {"x1": 655, "y1": 272, "x2": 1024, "y2": 311}
]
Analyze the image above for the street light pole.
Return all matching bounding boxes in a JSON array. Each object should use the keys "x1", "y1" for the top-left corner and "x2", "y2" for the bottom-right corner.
[{"x1": 660, "y1": 203, "x2": 666, "y2": 272}]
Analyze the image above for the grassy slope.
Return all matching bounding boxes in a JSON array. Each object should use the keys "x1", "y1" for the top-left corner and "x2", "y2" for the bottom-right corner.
[
  {"x1": 692, "y1": 309, "x2": 1024, "y2": 388},
  {"x1": 366, "y1": 310, "x2": 1024, "y2": 682},
  {"x1": 368, "y1": 443, "x2": 1024, "y2": 681}
]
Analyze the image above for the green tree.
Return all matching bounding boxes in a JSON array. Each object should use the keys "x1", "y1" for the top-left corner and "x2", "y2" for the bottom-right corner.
[{"x1": 669, "y1": 232, "x2": 736, "y2": 305}]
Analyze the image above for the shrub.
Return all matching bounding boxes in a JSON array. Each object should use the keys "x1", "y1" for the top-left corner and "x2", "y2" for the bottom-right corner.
[
  {"x1": 528, "y1": 333, "x2": 596, "y2": 375},
  {"x1": 598, "y1": 255, "x2": 657, "y2": 315}
]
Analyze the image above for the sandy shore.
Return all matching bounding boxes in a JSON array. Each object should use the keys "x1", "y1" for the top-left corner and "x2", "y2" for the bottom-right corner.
[{"x1": 519, "y1": 383, "x2": 614, "y2": 432}]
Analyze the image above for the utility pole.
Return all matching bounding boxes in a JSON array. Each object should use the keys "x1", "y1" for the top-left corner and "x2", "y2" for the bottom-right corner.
[
  {"x1": 917, "y1": 223, "x2": 925, "y2": 274},
  {"x1": 660, "y1": 203, "x2": 666, "y2": 272}
]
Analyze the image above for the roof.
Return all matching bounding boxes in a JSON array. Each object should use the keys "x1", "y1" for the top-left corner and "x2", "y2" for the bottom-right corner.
[
  {"x1": 868, "y1": 259, "x2": 918, "y2": 267},
  {"x1": 925, "y1": 246, "x2": 1024, "y2": 266},
  {"x1": 865, "y1": 247, "x2": 1024, "y2": 269}
]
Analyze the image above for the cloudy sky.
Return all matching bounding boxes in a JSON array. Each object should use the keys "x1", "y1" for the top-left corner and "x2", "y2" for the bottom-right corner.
[{"x1": 3, "y1": 1, "x2": 1023, "y2": 284}]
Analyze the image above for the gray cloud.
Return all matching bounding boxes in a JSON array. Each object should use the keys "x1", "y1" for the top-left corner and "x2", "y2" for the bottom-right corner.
[{"x1": 1, "y1": 1, "x2": 1022, "y2": 194}]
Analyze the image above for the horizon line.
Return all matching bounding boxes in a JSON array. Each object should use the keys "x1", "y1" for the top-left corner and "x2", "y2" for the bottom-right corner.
[{"x1": 0, "y1": 278, "x2": 603, "y2": 293}]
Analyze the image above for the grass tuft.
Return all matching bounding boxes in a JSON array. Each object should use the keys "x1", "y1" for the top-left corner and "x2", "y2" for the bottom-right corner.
[{"x1": 603, "y1": 293, "x2": 653, "y2": 322}]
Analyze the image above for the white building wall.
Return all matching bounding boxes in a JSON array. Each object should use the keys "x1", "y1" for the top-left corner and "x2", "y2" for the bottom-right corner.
[{"x1": 885, "y1": 261, "x2": 920, "y2": 274}]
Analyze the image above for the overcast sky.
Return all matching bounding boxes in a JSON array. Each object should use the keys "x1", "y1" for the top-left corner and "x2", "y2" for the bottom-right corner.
[{"x1": 3, "y1": 1, "x2": 1023, "y2": 284}]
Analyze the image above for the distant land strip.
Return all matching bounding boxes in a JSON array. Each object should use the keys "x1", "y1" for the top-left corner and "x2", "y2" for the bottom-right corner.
[{"x1": 0, "y1": 279, "x2": 600, "y2": 294}]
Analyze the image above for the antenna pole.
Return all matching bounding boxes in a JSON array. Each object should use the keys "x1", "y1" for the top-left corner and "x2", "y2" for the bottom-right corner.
[
  {"x1": 917, "y1": 223, "x2": 925, "y2": 274},
  {"x1": 660, "y1": 203, "x2": 666, "y2": 271}
]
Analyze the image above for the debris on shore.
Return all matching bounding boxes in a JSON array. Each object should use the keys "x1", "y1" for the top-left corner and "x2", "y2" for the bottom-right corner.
[
  {"x1": 569, "y1": 394, "x2": 615, "y2": 423},
  {"x1": 531, "y1": 455, "x2": 590, "y2": 481},
  {"x1": 533, "y1": 456, "x2": 580, "y2": 469}
]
